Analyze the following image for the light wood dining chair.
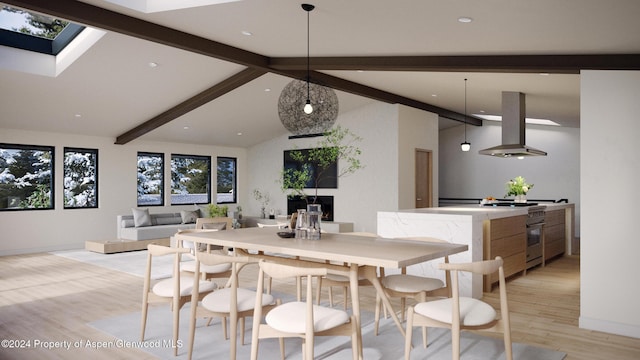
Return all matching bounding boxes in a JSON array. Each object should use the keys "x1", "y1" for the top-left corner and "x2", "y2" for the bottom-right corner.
[
  {"x1": 187, "y1": 250, "x2": 276, "y2": 360},
  {"x1": 257, "y1": 222, "x2": 302, "y2": 298},
  {"x1": 140, "y1": 244, "x2": 216, "y2": 356},
  {"x1": 404, "y1": 256, "x2": 513, "y2": 360},
  {"x1": 178, "y1": 217, "x2": 234, "y2": 281},
  {"x1": 250, "y1": 260, "x2": 359, "y2": 360},
  {"x1": 375, "y1": 237, "x2": 451, "y2": 339},
  {"x1": 315, "y1": 232, "x2": 377, "y2": 309}
]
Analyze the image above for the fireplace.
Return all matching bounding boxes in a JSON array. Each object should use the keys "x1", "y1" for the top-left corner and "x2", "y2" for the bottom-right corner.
[{"x1": 287, "y1": 195, "x2": 334, "y2": 222}]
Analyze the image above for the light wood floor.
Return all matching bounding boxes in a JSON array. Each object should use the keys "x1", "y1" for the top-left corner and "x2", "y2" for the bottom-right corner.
[{"x1": 0, "y1": 253, "x2": 638, "y2": 359}]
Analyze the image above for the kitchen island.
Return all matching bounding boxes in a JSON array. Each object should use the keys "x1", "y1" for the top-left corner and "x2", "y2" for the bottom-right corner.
[{"x1": 377, "y1": 202, "x2": 575, "y2": 299}]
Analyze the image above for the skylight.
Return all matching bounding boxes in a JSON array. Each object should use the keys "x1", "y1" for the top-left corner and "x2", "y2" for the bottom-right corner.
[
  {"x1": 473, "y1": 114, "x2": 560, "y2": 126},
  {"x1": 0, "y1": 5, "x2": 83, "y2": 55},
  {"x1": 104, "y1": 0, "x2": 241, "y2": 13}
]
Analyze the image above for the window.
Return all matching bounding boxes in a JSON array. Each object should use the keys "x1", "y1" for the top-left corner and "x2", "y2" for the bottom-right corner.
[
  {"x1": 217, "y1": 157, "x2": 237, "y2": 204},
  {"x1": 63, "y1": 147, "x2": 98, "y2": 209},
  {"x1": 137, "y1": 152, "x2": 164, "y2": 206},
  {"x1": 0, "y1": 143, "x2": 54, "y2": 210},
  {"x1": 171, "y1": 154, "x2": 211, "y2": 205}
]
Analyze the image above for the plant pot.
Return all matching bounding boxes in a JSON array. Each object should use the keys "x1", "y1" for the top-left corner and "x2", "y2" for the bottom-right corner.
[{"x1": 514, "y1": 194, "x2": 527, "y2": 203}]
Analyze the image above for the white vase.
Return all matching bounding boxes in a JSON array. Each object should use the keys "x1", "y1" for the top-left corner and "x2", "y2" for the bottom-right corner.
[{"x1": 514, "y1": 194, "x2": 527, "y2": 203}]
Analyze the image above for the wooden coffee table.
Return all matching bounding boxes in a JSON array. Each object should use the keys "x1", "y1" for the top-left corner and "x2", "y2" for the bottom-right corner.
[{"x1": 84, "y1": 238, "x2": 170, "y2": 254}]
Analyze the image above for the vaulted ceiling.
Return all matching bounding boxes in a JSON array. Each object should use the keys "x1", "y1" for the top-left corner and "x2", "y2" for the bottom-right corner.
[{"x1": 2, "y1": 0, "x2": 640, "y2": 147}]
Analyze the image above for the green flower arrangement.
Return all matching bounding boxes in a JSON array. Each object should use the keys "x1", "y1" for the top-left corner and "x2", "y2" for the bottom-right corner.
[{"x1": 506, "y1": 176, "x2": 533, "y2": 196}]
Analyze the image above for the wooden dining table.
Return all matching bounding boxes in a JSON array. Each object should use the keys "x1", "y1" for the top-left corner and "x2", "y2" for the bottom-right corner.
[{"x1": 175, "y1": 227, "x2": 468, "y2": 359}]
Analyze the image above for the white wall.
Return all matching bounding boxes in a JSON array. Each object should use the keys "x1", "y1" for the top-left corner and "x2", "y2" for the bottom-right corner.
[
  {"x1": 398, "y1": 105, "x2": 439, "y2": 209},
  {"x1": 246, "y1": 102, "x2": 400, "y2": 233},
  {"x1": 0, "y1": 128, "x2": 247, "y2": 255},
  {"x1": 580, "y1": 70, "x2": 640, "y2": 338},
  {"x1": 439, "y1": 120, "x2": 581, "y2": 235}
]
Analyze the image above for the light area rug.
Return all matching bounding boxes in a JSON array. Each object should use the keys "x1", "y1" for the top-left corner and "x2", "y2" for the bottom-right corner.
[
  {"x1": 58, "y1": 249, "x2": 566, "y2": 359},
  {"x1": 51, "y1": 249, "x2": 173, "y2": 279},
  {"x1": 88, "y1": 302, "x2": 566, "y2": 360}
]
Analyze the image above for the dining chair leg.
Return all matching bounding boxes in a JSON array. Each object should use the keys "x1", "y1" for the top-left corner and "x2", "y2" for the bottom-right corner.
[
  {"x1": 172, "y1": 300, "x2": 180, "y2": 356},
  {"x1": 230, "y1": 310, "x2": 238, "y2": 360},
  {"x1": 220, "y1": 317, "x2": 229, "y2": 340},
  {"x1": 342, "y1": 285, "x2": 348, "y2": 310},
  {"x1": 374, "y1": 293, "x2": 382, "y2": 335},
  {"x1": 419, "y1": 292, "x2": 427, "y2": 348},
  {"x1": 452, "y1": 325, "x2": 461, "y2": 360},
  {"x1": 279, "y1": 337, "x2": 285, "y2": 360},
  {"x1": 316, "y1": 277, "x2": 323, "y2": 305},
  {"x1": 350, "y1": 315, "x2": 359, "y2": 360},
  {"x1": 140, "y1": 302, "x2": 149, "y2": 341},
  {"x1": 404, "y1": 306, "x2": 415, "y2": 360},
  {"x1": 240, "y1": 317, "x2": 246, "y2": 345},
  {"x1": 328, "y1": 286, "x2": 334, "y2": 307},
  {"x1": 187, "y1": 302, "x2": 197, "y2": 360}
]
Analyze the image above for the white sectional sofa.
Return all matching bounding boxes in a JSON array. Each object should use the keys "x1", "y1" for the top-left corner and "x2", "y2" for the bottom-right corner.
[{"x1": 117, "y1": 212, "x2": 196, "y2": 241}]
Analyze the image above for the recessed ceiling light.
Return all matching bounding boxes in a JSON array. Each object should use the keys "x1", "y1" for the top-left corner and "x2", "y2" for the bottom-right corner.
[
  {"x1": 264, "y1": 88, "x2": 271, "y2": 92},
  {"x1": 241, "y1": 30, "x2": 252, "y2": 36},
  {"x1": 148, "y1": 62, "x2": 158, "y2": 68},
  {"x1": 458, "y1": 16, "x2": 473, "y2": 23},
  {"x1": 74, "y1": 114, "x2": 82, "y2": 118},
  {"x1": 183, "y1": 126, "x2": 189, "y2": 130},
  {"x1": 237, "y1": 132, "x2": 243, "y2": 136},
  {"x1": 431, "y1": 94, "x2": 437, "y2": 97}
]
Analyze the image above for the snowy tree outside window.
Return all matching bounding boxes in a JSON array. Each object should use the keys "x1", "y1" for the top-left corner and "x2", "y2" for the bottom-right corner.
[
  {"x1": 171, "y1": 154, "x2": 211, "y2": 205},
  {"x1": 137, "y1": 152, "x2": 164, "y2": 206},
  {"x1": 217, "y1": 157, "x2": 236, "y2": 204},
  {"x1": 63, "y1": 147, "x2": 97, "y2": 209},
  {"x1": 0, "y1": 143, "x2": 54, "y2": 210}
]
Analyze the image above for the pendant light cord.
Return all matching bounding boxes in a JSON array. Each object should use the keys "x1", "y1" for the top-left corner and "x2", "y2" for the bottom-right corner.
[
  {"x1": 464, "y1": 78, "x2": 468, "y2": 140},
  {"x1": 306, "y1": 7, "x2": 310, "y2": 100}
]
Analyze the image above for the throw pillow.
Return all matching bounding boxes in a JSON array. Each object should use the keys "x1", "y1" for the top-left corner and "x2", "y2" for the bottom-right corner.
[
  {"x1": 202, "y1": 222, "x2": 227, "y2": 231},
  {"x1": 132, "y1": 208, "x2": 152, "y2": 227},
  {"x1": 195, "y1": 204, "x2": 209, "y2": 218},
  {"x1": 180, "y1": 210, "x2": 199, "y2": 224}
]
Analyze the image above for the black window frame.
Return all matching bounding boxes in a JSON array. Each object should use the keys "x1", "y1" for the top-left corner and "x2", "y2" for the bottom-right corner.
[
  {"x1": 0, "y1": 142, "x2": 55, "y2": 211},
  {"x1": 216, "y1": 157, "x2": 237, "y2": 204},
  {"x1": 170, "y1": 154, "x2": 211, "y2": 205},
  {"x1": 63, "y1": 147, "x2": 98, "y2": 209},
  {"x1": 137, "y1": 152, "x2": 165, "y2": 207}
]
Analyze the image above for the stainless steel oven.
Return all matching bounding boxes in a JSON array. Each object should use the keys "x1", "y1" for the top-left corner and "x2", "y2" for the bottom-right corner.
[{"x1": 526, "y1": 206, "x2": 546, "y2": 269}]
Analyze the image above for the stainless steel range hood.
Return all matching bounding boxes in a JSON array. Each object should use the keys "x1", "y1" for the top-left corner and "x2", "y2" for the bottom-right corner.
[{"x1": 479, "y1": 92, "x2": 547, "y2": 157}]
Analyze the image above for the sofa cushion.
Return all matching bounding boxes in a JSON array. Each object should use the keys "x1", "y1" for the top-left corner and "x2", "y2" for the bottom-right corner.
[
  {"x1": 132, "y1": 208, "x2": 152, "y2": 227},
  {"x1": 154, "y1": 214, "x2": 182, "y2": 225},
  {"x1": 180, "y1": 210, "x2": 199, "y2": 224}
]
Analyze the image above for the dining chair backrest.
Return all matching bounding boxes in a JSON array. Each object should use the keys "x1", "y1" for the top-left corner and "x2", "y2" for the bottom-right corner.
[
  {"x1": 404, "y1": 256, "x2": 512, "y2": 360},
  {"x1": 141, "y1": 244, "x2": 216, "y2": 357},
  {"x1": 250, "y1": 260, "x2": 358, "y2": 360},
  {"x1": 187, "y1": 249, "x2": 274, "y2": 360}
]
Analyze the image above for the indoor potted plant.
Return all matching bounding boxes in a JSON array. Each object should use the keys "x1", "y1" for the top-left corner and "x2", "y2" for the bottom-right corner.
[{"x1": 506, "y1": 176, "x2": 534, "y2": 203}]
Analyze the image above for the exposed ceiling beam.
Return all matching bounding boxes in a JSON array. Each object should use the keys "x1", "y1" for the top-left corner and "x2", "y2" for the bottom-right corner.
[
  {"x1": 305, "y1": 71, "x2": 482, "y2": 125},
  {"x1": 270, "y1": 54, "x2": 640, "y2": 73},
  {"x1": 115, "y1": 68, "x2": 266, "y2": 145},
  {"x1": 6, "y1": 0, "x2": 481, "y2": 144}
]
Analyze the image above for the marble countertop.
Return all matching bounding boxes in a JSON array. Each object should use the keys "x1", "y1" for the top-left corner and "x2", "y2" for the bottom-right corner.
[{"x1": 388, "y1": 202, "x2": 573, "y2": 221}]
